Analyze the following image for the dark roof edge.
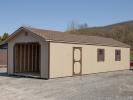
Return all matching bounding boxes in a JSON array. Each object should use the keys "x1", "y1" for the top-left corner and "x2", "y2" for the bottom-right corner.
[{"x1": 47, "y1": 40, "x2": 130, "y2": 48}]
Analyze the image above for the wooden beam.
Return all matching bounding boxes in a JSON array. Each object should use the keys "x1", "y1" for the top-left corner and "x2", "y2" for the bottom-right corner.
[
  {"x1": 30, "y1": 44, "x2": 32, "y2": 72},
  {"x1": 36, "y1": 44, "x2": 39, "y2": 72},
  {"x1": 31, "y1": 44, "x2": 34, "y2": 72},
  {"x1": 24, "y1": 44, "x2": 26, "y2": 72},
  {"x1": 21, "y1": 44, "x2": 24, "y2": 72},
  {"x1": 33, "y1": 44, "x2": 35, "y2": 72},
  {"x1": 19, "y1": 44, "x2": 22, "y2": 73},
  {"x1": 38, "y1": 45, "x2": 40, "y2": 72},
  {"x1": 14, "y1": 45, "x2": 17, "y2": 72},
  {"x1": 17, "y1": 45, "x2": 20, "y2": 72},
  {"x1": 25, "y1": 44, "x2": 28, "y2": 72},
  {"x1": 27, "y1": 44, "x2": 30, "y2": 72},
  {"x1": 35, "y1": 44, "x2": 37, "y2": 72},
  {"x1": 16, "y1": 45, "x2": 19, "y2": 73}
]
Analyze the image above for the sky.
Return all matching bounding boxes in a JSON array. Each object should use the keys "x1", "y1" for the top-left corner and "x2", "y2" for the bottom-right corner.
[{"x1": 0, "y1": 0, "x2": 133, "y2": 35}]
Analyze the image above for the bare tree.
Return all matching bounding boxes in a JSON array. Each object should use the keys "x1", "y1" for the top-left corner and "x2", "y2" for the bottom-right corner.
[
  {"x1": 78, "y1": 23, "x2": 88, "y2": 29},
  {"x1": 66, "y1": 21, "x2": 88, "y2": 32},
  {"x1": 66, "y1": 21, "x2": 78, "y2": 32}
]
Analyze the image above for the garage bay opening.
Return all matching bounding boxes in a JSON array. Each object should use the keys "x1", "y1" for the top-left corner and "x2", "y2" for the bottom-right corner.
[{"x1": 14, "y1": 43, "x2": 40, "y2": 77}]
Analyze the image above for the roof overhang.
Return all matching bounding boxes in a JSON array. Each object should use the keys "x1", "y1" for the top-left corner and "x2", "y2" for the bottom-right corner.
[{"x1": 5, "y1": 27, "x2": 47, "y2": 43}]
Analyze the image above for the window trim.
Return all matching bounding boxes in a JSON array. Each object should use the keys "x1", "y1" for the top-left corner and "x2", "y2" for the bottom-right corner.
[
  {"x1": 97, "y1": 49, "x2": 105, "y2": 62},
  {"x1": 115, "y1": 49, "x2": 121, "y2": 61}
]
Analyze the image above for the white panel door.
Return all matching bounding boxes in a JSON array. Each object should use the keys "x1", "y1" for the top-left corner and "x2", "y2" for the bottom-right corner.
[{"x1": 73, "y1": 47, "x2": 82, "y2": 75}]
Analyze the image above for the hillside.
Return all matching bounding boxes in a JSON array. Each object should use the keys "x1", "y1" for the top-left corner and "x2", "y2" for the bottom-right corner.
[{"x1": 69, "y1": 20, "x2": 133, "y2": 50}]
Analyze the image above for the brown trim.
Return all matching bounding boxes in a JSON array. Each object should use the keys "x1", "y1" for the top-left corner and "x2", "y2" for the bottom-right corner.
[
  {"x1": 73, "y1": 47, "x2": 82, "y2": 76},
  {"x1": 49, "y1": 41, "x2": 130, "y2": 48},
  {"x1": 23, "y1": 44, "x2": 26, "y2": 72},
  {"x1": 47, "y1": 42, "x2": 50, "y2": 79},
  {"x1": 31, "y1": 44, "x2": 34, "y2": 72},
  {"x1": 97, "y1": 49, "x2": 105, "y2": 62},
  {"x1": 19, "y1": 44, "x2": 22, "y2": 72},
  {"x1": 39, "y1": 43, "x2": 41, "y2": 77},
  {"x1": 27, "y1": 44, "x2": 30, "y2": 72},
  {"x1": 7, "y1": 44, "x2": 8, "y2": 74},
  {"x1": 115, "y1": 49, "x2": 121, "y2": 61},
  {"x1": 13, "y1": 44, "x2": 16, "y2": 73},
  {"x1": 6, "y1": 27, "x2": 45, "y2": 43},
  {"x1": 35, "y1": 44, "x2": 37, "y2": 72}
]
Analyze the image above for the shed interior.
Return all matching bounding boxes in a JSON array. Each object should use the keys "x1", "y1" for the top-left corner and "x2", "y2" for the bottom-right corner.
[{"x1": 14, "y1": 43, "x2": 40, "y2": 77}]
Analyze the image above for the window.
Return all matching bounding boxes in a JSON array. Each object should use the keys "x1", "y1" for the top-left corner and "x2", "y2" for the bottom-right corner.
[
  {"x1": 115, "y1": 50, "x2": 121, "y2": 61},
  {"x1": 97, "y1": 49, "x2": 105, "y2": 61}
]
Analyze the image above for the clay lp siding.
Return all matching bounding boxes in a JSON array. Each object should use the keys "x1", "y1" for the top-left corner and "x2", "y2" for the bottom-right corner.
[
  {"x1": 49, "y1": 42, "x2": 130, "y2": 78},
  {"x1": 49, "y1": 43, "x2": 73, "y2": 78},
  {"x1": 8, "y1": 31, "x2": 49, "y2": 79}
]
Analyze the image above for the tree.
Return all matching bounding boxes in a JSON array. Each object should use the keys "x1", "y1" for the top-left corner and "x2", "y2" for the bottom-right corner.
[
  {"x1": 66, "y1": 21, "x2": 78, "y2": 32},
  {"x1": 78, "y1": 23, "x2": 88, "y2": 29},
  {"x1": 0, "y1": 36, "x2": 2, "y2": 43},
  {"x1": 67, "y1": 21, "x2": 89, "y2": 32},
  {"x1": 2, "y1": 33, "x2": 9, "y2": 41}
]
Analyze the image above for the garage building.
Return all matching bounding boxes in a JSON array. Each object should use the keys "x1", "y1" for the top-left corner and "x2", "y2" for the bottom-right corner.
[{"x1": 6, "y1": 27, "x2": 130, "y2": 79}]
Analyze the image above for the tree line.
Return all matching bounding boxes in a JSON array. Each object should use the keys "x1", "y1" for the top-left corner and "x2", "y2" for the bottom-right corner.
[
  {"x1": 67, "y1": 21, "x2": 133, "y2": 50},
  {"x1": 0, "y1": 33, "x2": 9, "y2": 43},
  {"x1": 67, "y1": 21, "x2": 133, "y2": 59}
]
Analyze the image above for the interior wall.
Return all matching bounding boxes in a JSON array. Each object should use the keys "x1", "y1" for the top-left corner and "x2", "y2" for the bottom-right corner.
[{"x1": 14, "y1": 43, "x2": 40, "y2": 73}]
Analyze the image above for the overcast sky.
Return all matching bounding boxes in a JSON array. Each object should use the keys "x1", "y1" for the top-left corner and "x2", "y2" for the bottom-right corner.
[{"x1": 0, "y1": 0, "x2": 133, "y2": 35}]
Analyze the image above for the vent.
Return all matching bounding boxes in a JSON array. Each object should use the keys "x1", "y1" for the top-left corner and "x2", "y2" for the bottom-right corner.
[{"x1": 25, "y1": 32, "x2": 28, "y2": 36}]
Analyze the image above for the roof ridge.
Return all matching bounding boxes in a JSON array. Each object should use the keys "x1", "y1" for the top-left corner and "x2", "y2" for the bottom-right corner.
[
  {"x1": 23, "y1": 26, "x2": 115, "y2": 39},
  {"x1": 23, "y1": 26, "x2": 64, "y2": 33}
]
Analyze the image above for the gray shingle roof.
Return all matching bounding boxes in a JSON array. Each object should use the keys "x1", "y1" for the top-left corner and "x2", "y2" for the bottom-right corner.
[{"x1": 7, "y1": 27, "x2": 130, "y2": 48}]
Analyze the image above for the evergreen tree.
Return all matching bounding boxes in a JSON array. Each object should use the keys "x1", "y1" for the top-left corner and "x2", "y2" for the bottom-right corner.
[
  {"x1": 0, "y1": 36, "x2": 2, "y2": 43},
  {"x1": 2, "y1": 33, "x2": 9, "y2": 41}
]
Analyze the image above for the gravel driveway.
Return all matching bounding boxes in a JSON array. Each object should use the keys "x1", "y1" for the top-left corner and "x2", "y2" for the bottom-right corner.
[{"x1": 0, "y1": 68, "x2": 133, "y2": 100}]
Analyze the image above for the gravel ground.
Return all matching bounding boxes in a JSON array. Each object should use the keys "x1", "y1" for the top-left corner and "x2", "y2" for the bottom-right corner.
[{"x1": 0, "y1": 68, "x2": 133, "y2": 100}]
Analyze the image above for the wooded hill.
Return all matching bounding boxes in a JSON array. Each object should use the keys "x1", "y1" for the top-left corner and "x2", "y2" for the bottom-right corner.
[{"x1": 69, "y1": 20, "x2": 133, "y2": 50}]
